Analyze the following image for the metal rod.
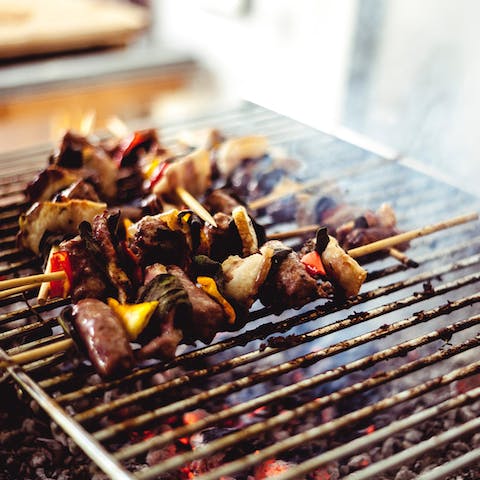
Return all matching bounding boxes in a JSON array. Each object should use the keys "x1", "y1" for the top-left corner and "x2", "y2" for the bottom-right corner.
[
  {"x1": 416, "y1": 446, "x2": 480, "y2": 480},
  {"x1": 78, "y1": 280, "x2": 480, "y2": 426},
  {"x1": 115, "y1": 314, "x2": 480, "y2": 461},
  {"x1": 54, "y1": 255, "x2": 480, "y2": 406},
  {"x1": 139, "y1": 349, "x2": 480, "y2": 480},
  {"x1": 0, "y1": 348, "x2": 135, "y2": 480},
  {"x1": 283, "y1": 386, "x2": 480, "y2": 480},
  {"x1": 344, "y1": 406, "x2": 480, "y2": 480}
]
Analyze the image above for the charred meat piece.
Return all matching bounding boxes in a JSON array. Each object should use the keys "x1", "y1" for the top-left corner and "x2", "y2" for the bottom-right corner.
[
  {"x1": 258, "y1": 240, "x2": 330, "y2": 311},
  {"x1": 335, "y1": 203, "x2": 403, "y2": 251},
  {"x1": 137, "y1": 272, "x2": 191, "y2": 359},
  {"x1": 26, "y1": 166, "x2": 80, "y2": 203},
  {"x1": 91, "y1": 211, "x2": 133, "y2": 304},
  {"x1": 52, "y1": 130, "x2": 117, "y2": 200},
  {"x1": 131, "y1": 214, "x2": 190, "y2": 268},
  {"x1": 199, "y1": 212, "x2": 243, "y2": 262},
  {"x1": 53, "y1": 179, "x2": 100, "y2": 202},
  {"x1": 168, "y1": 265, "x2": 226, "y2": 344},
  {"x1": 204, "y1": 189, "x2": 242, "y2": 216},
  {"x1": 341, "y1": 226, "x2": 401, "y2": 251},
  {"x1": 71, "y1": 299, "x2": 134, "y2": 378},
  {"x1": 60, "y1": 236, "x2": 111, "y2": 302},
  {"x1": 17, "y1": 199, "x2": 106, "y2": 255}
]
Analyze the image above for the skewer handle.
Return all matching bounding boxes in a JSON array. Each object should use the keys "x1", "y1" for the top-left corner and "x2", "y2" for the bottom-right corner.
[
  {"x1": 0, "y1": 338, "x2": 74, "y2": 370},
  {"x1": 0, "y1": 271, "x2": 66, "y2": 292},
  {"x1": 0, "y1": 283, "x2": 42, "y2": 300},
  {"x1": 348, "y1": 212, "x2": 479, "y2": 258}
]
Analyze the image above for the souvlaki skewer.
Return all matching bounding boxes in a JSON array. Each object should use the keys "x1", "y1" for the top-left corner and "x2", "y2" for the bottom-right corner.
[
  {"x1": 12, "y1": 118, "x2": 479, "y2": 379},
  {"x1": 0, "y1": 213, "x2": 478, "y2": 376}
]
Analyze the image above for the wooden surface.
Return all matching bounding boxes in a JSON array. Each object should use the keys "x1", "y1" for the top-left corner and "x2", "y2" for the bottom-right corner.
[{"x1": 0, "y1": 0, "x2": 148, "y2": 59}]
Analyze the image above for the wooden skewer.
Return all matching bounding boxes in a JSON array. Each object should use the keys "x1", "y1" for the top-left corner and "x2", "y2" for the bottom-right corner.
[
  {"x1": 2, "y1": 212, "x2": 477, "y2": 369},
  {"x1": 348, "y1": 212, "x2": 479, "y2": 257},
  {"x1": 388, "y1": 247, "x2": 419, "y2": 268},
  {"x1": 0, "y1": 283, "x2": 43, "y2": 301},
  {"x1": 249, "y1": 178, "x2": 328, "y2": 210},
  {"x1": 0, "y1": 271, "x2": 66, "y2": 293},
  {"x1": 267, "y1": 224, "x2": 318, "y2": 240},
  {"x1": 176, "y1": 186, "x2": 217, "y2": 227},
  {"x1": 0, "y1": 338, "x2": 74, "y2": 370},
  {"x1": 267, "y1": 212, "x2": 478, "y2": 259},
  {"x1": 37, "y1": 246, "x2": 60, "y2": 305}
]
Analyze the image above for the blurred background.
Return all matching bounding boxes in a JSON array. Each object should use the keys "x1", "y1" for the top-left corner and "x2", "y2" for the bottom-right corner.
[{"x1": 0, "y1": 0, "x2": 478, "y2": 195}]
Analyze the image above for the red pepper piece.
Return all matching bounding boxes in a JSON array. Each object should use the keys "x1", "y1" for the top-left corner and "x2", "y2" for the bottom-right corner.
[
  {"x1": 300, "y1": 250, "x2": 326, "y2": 276},
  {"x1": 49, "y1": 251, "x2": 73, "y2": 298},
  {"x1": 114, "y1": 130, "x2": 158, "y2": 168},
  {"x1": 121, "y1": 241, "x2": 143, "y2": 285},
  {"x1": 148, "y1": 161, "x2": 169, "y2": 189}
]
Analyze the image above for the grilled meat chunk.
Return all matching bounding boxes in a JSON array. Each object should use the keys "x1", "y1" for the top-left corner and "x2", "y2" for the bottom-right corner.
[
  {"x1": 60, "y1": 236, "x2": 110, "y2": 302},
  {"x1": 204, "y1": 189, "x2": 242, "y2": 216},
  {"x1": 258, "y1": 240, "x2": 330, "y2": 311},
  {"x1": 54, "y1": 179, "x2": 100, "y2": 202},
  {"x1": 72, "y1": 299, "x2": 134, "y2": 378},
  {"x1": 131, "y1": 214, "x2": 190, "y2": 268},
  {"x1": 341, "y1": 226, "x2": 401, "y2": 251},
  {"x1": 17, "y1": 199, "x2": 106, "y2": 255},
  {"x1": 26, "y1": 166, "x2": 79, "y2": 203},
  {"x1": 91, "y1": 212, "x2": 133, "y2": 304},
  {"x1": 336, "y1": 204, "x2": 403, "y2": 251},
  {"x1": 199, "y1": 212, "x2": 243, "y2": 262},
  {"x1": 52, "y1": 130, "x2": 117, "y2": 200},
  {"x1": 168, "y1": 265, "x2": 226, "y2": 344}
]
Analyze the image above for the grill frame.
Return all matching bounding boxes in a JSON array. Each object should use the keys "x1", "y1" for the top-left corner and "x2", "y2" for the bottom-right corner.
[{"x1": 1, "y1": 102, "x2": 480, "y2": 480}]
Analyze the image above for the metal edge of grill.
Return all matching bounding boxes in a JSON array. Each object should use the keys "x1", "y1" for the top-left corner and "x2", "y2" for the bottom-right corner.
[{"x1": 1, "y1": 102, "x2": 480, "y2": 480}]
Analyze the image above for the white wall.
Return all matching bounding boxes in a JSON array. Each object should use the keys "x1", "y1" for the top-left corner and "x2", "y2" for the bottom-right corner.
[{"x1": 157, "y1": 0, "x2": 357, "y2": 130}]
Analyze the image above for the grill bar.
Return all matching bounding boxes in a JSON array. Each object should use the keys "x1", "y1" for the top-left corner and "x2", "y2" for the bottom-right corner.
[
  {"x1": 1, "y1": 103, "x2": 479, "y2": 480},
  {"x1": 142, "y1": 347, "x2": 480, "y2": 480},
  {"x1": 76, "y1": 270, "x2": 480, "y2": 427},
  {"x1": 115, "y1": 313, "x2": 480, "y2": 462},
  {"x1": 343, "y1": 404, "x2": 480, "y2": 480},
  {"x1": 50, "y1": 252, "x2": 480, "y2": 405},
  {"x1": 285, "y1": 387, "x2": 480, "y2": 480},
  {"x1": 0, "y1": 348, "x2": 136, "y2": 480},
  {"x1": 416, "y1": 447, "x2": 480, "y2": 480}
]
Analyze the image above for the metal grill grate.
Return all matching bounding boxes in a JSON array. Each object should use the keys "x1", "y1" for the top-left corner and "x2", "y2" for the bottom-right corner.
[{"x1": 1, "y1": 103, "x2": 480, "y2": 480}]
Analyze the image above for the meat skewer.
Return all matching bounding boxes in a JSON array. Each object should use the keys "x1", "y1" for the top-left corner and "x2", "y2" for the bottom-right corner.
[
  {"x1": 3, "y1": 211, "x2": 477, "y2": 296},
  {"x1": 7, "y1": 119, "x2": 479, "y2": 378},
  {"x1": 106, "y1": 117, "x2": 218, "y2": 227},
  {"x1": 2, "y1": 211, "x2": 478, "y2": 375}
]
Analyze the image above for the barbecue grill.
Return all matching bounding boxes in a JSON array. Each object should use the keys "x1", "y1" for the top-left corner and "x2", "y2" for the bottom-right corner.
[{"x1": 1, "y1": 102, "x2": 480, "y2": 480}]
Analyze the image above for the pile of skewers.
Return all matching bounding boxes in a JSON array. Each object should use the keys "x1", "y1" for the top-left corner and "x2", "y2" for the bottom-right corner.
[{"x1": 1, "y1": 118, "x2": 478, "y2": 379}]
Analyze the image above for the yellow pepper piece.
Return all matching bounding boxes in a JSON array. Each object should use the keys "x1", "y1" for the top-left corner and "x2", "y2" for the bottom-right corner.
[
  {"x1": 196, "y1": 276, "x2": 236, "y2": 324},
  {"x1": 108, "y1": 298, "x2": 158, "y2": 340},
  {"x1": 123, "y1": 218, "x2": 134, "y2": 240},
  {"x1": 143, "y1": 157, "x2": 161, "y2": 179}
]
